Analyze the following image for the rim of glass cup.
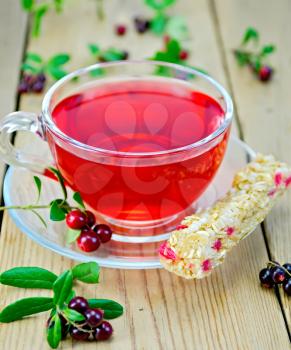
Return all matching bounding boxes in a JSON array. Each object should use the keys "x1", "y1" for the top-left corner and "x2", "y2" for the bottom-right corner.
[{"x1": 42, "y1": 60, "x2": 233, "y2": 157}]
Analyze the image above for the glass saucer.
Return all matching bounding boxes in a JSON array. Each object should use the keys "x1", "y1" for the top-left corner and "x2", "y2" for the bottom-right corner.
[{"x1": 3, "y1": 136, "x2": 255, "y2": 269}]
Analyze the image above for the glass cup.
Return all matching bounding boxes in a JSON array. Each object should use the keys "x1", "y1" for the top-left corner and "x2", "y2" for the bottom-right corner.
[{"x1": 0, "y1": 61, "x2": 233, "y2": 253}]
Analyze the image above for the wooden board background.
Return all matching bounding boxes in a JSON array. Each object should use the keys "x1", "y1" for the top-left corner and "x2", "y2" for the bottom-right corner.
[{"x1": 0, "y1": 1, "x2": 290, "y2": 349}]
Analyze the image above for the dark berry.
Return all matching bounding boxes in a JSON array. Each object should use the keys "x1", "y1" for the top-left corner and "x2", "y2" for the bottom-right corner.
[
  {"x1": 77, "y1": 229, "x2": 101, "y2": 252},
  {"x1": 18, "y1": 81, "x2": 29, "y2": 93},
  {"x1": 66, "y1": 210, "x2": 87, "y2": 229},
  {"x1": 68, "y1": 296, "x2": 89, "y2": 313},
  {"x1": 179, "y1": 50, "x2": 189, "y2": 60},
  {"x1": 283, "y1": 278, "x2": 291, "y2": 296},
  {"x1": 258, "y1": 65, "x2": 273, "y2": 82},
  {"x1": 70, "y1": 326, "x2": 90, "y2": 341},
  {"x1": 32, "y1": 81, "x2": 44, "y2": 93},
  {"x1": 134, "y1": 16, "x2": 150, "y2": 33},
  {"x1": 121, "y1": 50, "x2": 129, "y2": 60},
  {"x1": 85, "y1": 210, "x2": 96, "y2": 227},
  {"x1": 84, "y1": 308, "x2": 103, "y2": 327},
  {"x1": 37, "y1": 72, "x2": 46, "y2": 82},
  {"x1": 283, "y1": 263, "x2": 291, "y2": 275},
  {"x1": 259, "y1": 268, "x2": 273, "y2": 288},
  {"x1": 94, "y1": 224, "x2": 112, "y2": 243},
  {"x1": 116, "y1": 24, "x2": 127, "y2": 36},
  {"x1": 23, "y1": 74, "x2": 36, "y2": 86},
  {"x1": 271, "y1": 266, "x2": 286, "y2": 284},
  {"x1": 94, "y1": 321, "x2": 113, "y2": 341}
]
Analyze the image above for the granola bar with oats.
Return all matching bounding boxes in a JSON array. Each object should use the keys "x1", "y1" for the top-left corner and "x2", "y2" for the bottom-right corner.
[{"x1": 159, "y1": 154, "x2": 291, "y2": 279}]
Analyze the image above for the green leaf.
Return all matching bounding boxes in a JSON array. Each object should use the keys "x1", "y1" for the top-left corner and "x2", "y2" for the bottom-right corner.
[
  {"x1": 88, "y1": 299, "x2": 123, "y2": 319},
  {"x1": 101, "y1": 48, "x2": 125, "y2": 61},
  {"x1": 152, "y1": 51, "x2": 172, "y2": 62},
  {"x1": 242, "y1": 27, "x2": 259, "y2": 46},
  {"x1": 233, "y1": 50, "x2": 251, "y2": 66},
  {"x1": 151, "y1": 39, "x2": 181, "y2": 66},
  {"x1": 250, "y1": 57, "x2": 262, "y2": 73},
  {"x1": 31, "y1": 209, "x2": 47, "y2": 228},
  {"x1": 145, "y1": 0, "x2": 175, "y2": 11},
  {"x1": 165, "y1": 16, "x2": 189, "y2": 41},
  {"x1": 53, "y1": 0, "x2": 65, "y2": 13},
  {"x1": 0, "y1": 266, "x2": 57, "y2": 289},
  {"x1": 50, "y1": 199, "x2": 67, "y2": 221},
  {"x1": 49, "y1": 54, "x2": 70, "y2": 66},
  {"x1": 260, "y1": 44, "x2": 276, "y2": 56},
  {"x1": 26, "y1": 52, "x2": 43, "y2": 63},
  {"x1": 21, "y1": 63, "x2": 39, "y2": 74},
  {"x1": 150, "y1": 13, "x2": 168, "y2": 35},
  {"x1": 66, "y1": 228, "x2": 81, "y2": 244},
  {"x1": 63, "y1": 307, "x2": 85, "y2": 322},
  {"x1": 73, "y1": 192, "x2": 85, "y2": 209},
  {"x1": 53, "y1": 270, "x2": 73, "y2": 307},
  {"x1": 153, "y1": 65, "x2": 172, "y2": 77},
  {"x1": 88, "y1": 43, "x2": 101, "y2": 56},
  {"x1": 167, "y1": 39, "x2": 181, "y2": 57},
  {"x1": 47, "y1": 313, "x2": 62, "y2": 349},
  {"x1": 0, "y1": 297, "x2": 54, "y2": 323},
  {"x1": 48, "y1": 167, "x2": 67, "y2": 200},
  {"x1": 21, "y1": 0, "x2": 34, "y2": 10},
  {"x1": 33, "y1": 176, "x2": 42, "y2": 203},
  {"x1": 47, "y1": 66, "x2": 68, "y2": 80},
  {"x1": 65, "y1": 290, "x2": 76, "y2": 304},
  {"x1": 90, "y1": 67, "x2": 105, "y2": 77},
  {"x1": 72, "y1": 262, "x2": 100, "y2": 284},
  {"x1": 32, "y1": 4, "x2": 49, "y2": 37}
]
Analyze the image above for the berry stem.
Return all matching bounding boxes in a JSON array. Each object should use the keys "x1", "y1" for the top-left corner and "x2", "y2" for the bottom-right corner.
[
  {"x1": 0, "y1": 204, "x2": 50, "y2": 211},
  {"x1": 59, "y1": 311, "x2": 93, "y2": 334},
  {"x1": 0, "y1": 203, "x2": 80, "y2": 213}
]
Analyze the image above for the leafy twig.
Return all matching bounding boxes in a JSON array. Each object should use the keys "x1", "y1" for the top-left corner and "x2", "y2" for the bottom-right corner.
[
  {"x1": 22, "y1": 52, "x2": 71, "y2": 81},
  {"x1": 144, "y1": 0, "x2": 189, "y2": 39},
  {"x1": 20, "y1": 0, "x2": 66, "y2": 37},
  {"x1": 0, "y1": 262, "x2": 124, "y2": 348},
  {"x1": 151, "y1": 38, "x2": 207, "y2": 78},
  {"x1": 233, "y1": 27, "x2": 276, "y2": 82}
]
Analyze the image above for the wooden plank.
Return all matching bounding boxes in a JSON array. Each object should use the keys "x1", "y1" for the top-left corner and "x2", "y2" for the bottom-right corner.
[
  {"x1": 213, "y1": 0, "x2": 291, "y2": 330},
  {"x1": 0, "y1": 1, "x2": 27, "y2": 196},
  {"x1": 0, "y1": 1, "x2": 290, "y2": 349}
]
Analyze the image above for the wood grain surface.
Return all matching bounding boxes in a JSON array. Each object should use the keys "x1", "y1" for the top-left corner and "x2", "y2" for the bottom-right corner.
[
  {"x1": 0, "y1": 1, "x2": 290, "y2": 349},
  {"x1": 0, "y1": 0, "x2": 27, "y2": 197}
]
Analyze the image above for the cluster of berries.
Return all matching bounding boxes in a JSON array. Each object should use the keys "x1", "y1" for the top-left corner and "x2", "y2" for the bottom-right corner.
[
  {"x1": 66, "y1": 209, "x2": 112, "y2": 252},
  {"x1": 47, "y1": 297, "x2": 113, "y2": 342},
  {"x1": 115, "y1": 16, "x2": 150, "y2": 36},
  {"x1": 259, "y1": 261, "x2": 291, "y2": 296},
  {"x1": 18, "y1": 73, "x2": 46, "y2": 94}
]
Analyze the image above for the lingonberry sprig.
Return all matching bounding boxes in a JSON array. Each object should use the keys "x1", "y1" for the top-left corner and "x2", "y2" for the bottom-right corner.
[
  {"x1": 19, "y1": 52, "x2": 71, "y2": 94},
  {"x1": 0, "y1": 168, "x2": 113, "y2": 253},
  {"x1": 20, "y1": 0, "x2": 66, "y2": 37},
  {"x1": 233, "y1": 27, "x2": 276, "y2": 82},
  {"x1": 87, "y1": 43, "x2": 129, "y2": 77},
  {"x1": 259, "y1": 261, "x2": 291, "y2": 296},
  {"x1": 0, "y1": 262, "x2": 124, "y2": 348},
  {"x1": 151, "y1": 38, "x2": 207, "y2": 77},
  {"x1": 143, "y1": 0, "x2": 189, "y2": 40}
]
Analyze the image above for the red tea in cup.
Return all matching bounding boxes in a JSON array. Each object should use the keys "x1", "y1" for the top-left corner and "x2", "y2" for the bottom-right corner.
[{"x1": 49, "y1": 79, "x2": 229, "y2": 223}]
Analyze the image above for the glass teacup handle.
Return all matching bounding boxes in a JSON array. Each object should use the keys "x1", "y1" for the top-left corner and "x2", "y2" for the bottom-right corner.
[{"x1": 0, "y1": 111, "x2": 49, "y2": 174}]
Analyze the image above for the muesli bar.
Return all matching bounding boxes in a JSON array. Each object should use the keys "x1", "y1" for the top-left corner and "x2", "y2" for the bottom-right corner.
[{"x1": 159, "y1": 154, "x2": 291, "y2": 279}]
